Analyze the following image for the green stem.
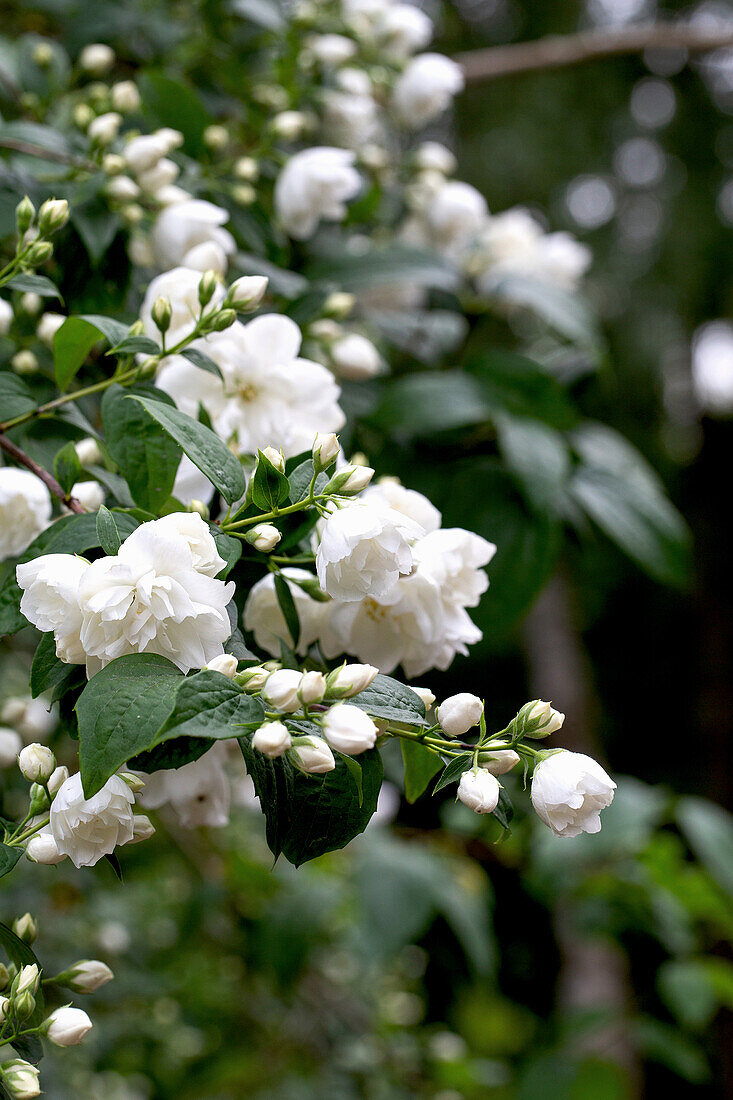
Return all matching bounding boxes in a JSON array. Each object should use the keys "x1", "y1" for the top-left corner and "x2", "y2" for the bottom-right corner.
[{"x1": 222, "y1": 494, "x2": 329, "y2": 531}]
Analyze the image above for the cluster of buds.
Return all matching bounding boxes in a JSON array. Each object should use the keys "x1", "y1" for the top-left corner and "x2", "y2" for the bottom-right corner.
[
  {"x1": 100, "y1": 126, "x2": 184, "y2": 224},
  {"x1": 13, "y1": 195, "x2": 69, "y2": 272}
]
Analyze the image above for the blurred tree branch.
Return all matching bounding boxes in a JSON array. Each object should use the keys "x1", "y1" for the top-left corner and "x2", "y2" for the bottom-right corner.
[{"x1": 457, "y1": 21, "x2": 733, "y2": 82}]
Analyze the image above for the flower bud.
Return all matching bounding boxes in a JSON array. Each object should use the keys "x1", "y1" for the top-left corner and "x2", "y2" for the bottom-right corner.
[
  {"x1": 198, "y1": 269, "x2": 219, "y2": 308},
  {"x1": 36, "y1": 311, "x2": 65, "y2": 346},
  {"x1": 25, "y1": 241, "x2": 53, "y2": 266},
  {"x1": 457, "y1": 768, "x2": 501, "y2": 814},
  {"x1": 252, "y1": 720, "x2": 292, "y2": 758},
  {"x1": 0, "y1": 995, "x2": 9, "y2": 1021},
  {"x1": 411, "y1": 686, "x2": 435, "y2": 710},
  {"x1": 312, "y1": 432, "x2": 340, "y2": 471},
  {"x1": 245, "y1": 523, "x2": 281, "y2": 553},
  {"x1": 131, "y1": 814, "x2": 155, "y2": 842},
  {"x1": 37, "y1": 198, "x2": 69, "y2": 236},
  {"x1": 155, "y1": 127, "x2": 184, "y2": 153},
  {"x1": 88, "y1": 111, "x2": 122, "y2": 145},
  {"x1": 0, "y1": 1058, "x2": 40, "y2": 1099},
  {"x1": 331, "y1": 334, "x2": 382, "y2": 381},
  {"x1": 110, "y1": 80, "x2": 141, "y2": 113},
  {"x1": 106, "y1": 175, "x2": 140, "y2": 202},
  {"x1": 13, "y1": 965, "x2": 40, "y2": 997},
  {"x1": 208, "y1": 307, "x2": 236, "y2": 332},
  {"x1": 48, "y1": 764, "x2": 69, "y2": 795},
  {"x1": 151, "y1": 296, "x2": 172, "y2": 334},
  {"x1": 15, "y1": 197, "x2": 35, "y2": 235},
  {"x1": 270, "y1": 110, "x2": 309, "y2": 139},
  {"x1": 232, "y1": 184, "x2": 256, "y2": 206},
  {"x1": 25, "y1": 831, "x2": 64, "y2": 865},
  {"x1": 255, "y1": 447, "x2": 282, "y2": 475},
  {"x1": 74, "y1": 437, "x2": 102, "y2": 466},
  {"x1": 518, "y1": 699, "x2": 565, "y2": 739},
  {"x1": 12, "y1": 914, "x2": 37, "y2": 945},
  {"x1": 226, "y1": 275, "x2": 268, "y2": 311},
  {"x1": 298, "y1": 671, "x2": 327, "y2": 705},
  {"x1": 32, "y1": 42, "x2": 53, "y2": 67},
  {"x1": 261, "y1": 669, "x2": 303, "y2": 713},
  {"x1": 204, "y1": 124, "x2": 229, "y2": 150},
  {"x1": 235, "y1": 665, "x2": 272, "y2": 691},
  {"x1": 326, "y1": 663, "x2": 378, "y2": 699},
  {"x1": 80, "y1": 43, "x2": 115, "y2": 75},
  {"x1": 0, "y1": 966, "x2": 9, "y2": 992},
  {"x1": 323, "y1": 291, "x2": 355, "y2": 319},
  {"x1": 234, "y1": 156, "x2": 259, "y2": 181},
  {"x1": 437, "y1": 694, "x2": 483, "y2": 738},
  {"x1": 45, "y1": 1006, "x2": 93, "y2": 1046},
  {"x1": 478, "y1": 749, "x2": 520, "y2": 776},
  {"x1": 56, "y1": 959, "x2": 114, "y2": 994},
  {"x1": 118, "y1": 771, "x2": 146, "y2": 793},
  {"x1": 322, "y1": 704, "x2": 378, "y2": 755},
  {"x1": 121, "y1": 203, "x2": 144, "y2": 226},
  {"x1": 11, "y1": 350, "x2": 38, "y2": 376},
  {"x1": 14, "y1": 991, "x2": 35, "y2": 1021},
  {"x1": 28, "y1": 783, "x2": 50, "y2": 815},
  {"x1": 19, "y1": 292, "x2": 41, "y2": 316},
  {"x1": 324, "y1": 464, "x2": 374, "y2": 496},
  {"x1": 289, "y1": 736, "x2": 335, "y2": 774},
  {"x1": 73, "y1": 103, "x2": 94, "y2": 129},
  {"x1": 0, "y1": 728, "x2": 21, "y2": 768},
  {"x1": 18, "y1": 744, "x2": 55, "y2": 784},
  {"x1": 205, "y1": 654, "x2": 239, "y2": 679}
]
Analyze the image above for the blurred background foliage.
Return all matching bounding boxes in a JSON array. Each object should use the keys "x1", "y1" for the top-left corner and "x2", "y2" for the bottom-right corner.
[{"x1": 1, "y1": 0, "x2": 732, "y2": 1096}]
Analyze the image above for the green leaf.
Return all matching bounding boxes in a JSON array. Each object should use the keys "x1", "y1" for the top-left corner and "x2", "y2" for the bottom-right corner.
[
  {"x1": 0, "y1": 511, "x2": 139, "y2": 638},
  {"x1": 337, "y1": 752, "x2": 364, "y2": 806},
  {"x1": 466, "y1": 349, "x2": 578, "y2": 430},
  {"x1": 251, "y1": 449, "x2": 290, "y2": 511},
  {"x1": 433, "y1": 753, "x2": 473, "y2": 794},
  {"x1": 102, "y1": 385, "x2": 182, "y2": 514},
  {"x1": 230, "y1": 0, "x2": 286, "y2": 30},
  {"x1": 677, "y1": 796, "x2": 733, "y2": 896},
  {"x1": 109, "y1": 335, "x2": 161, "y2": 356},
  {"x1": 287, "y1": 459, "x2": 328, "y2": 503},
  {"x1": 569, "y1": 422, "x2": 692, "y2": 588},
  {"x1": 129, "y1": 736, "x2": 212, "y2": 773},
  {"x1": 370, "y1": 371, "x2": 490, "y2": 436},
  {"x1": 53, "y1": 317, "x2": 104, "y2": 391},
  {"x1": 492, "y1": 786, "x2": 514, "y2": 830},
  {"x1": 370, "y1": 308, "x2": 468, "y2": 364},
  {"x1": 180, "y1": 346, "x2": 223, "y2": 379},
  {"x1": 0, "y1": 843, "x2": 21, "y2": 880},
  {"x1": 310, "y1": 245, "x2": 457, "y2": 293},
  {"x1": 152, "y1": 670, "x2": 264, "y2": 746},
  {"x1": 274, "y1": 572, "x2": 300, "y2": 650},
  {"x1": 76, "y1": 653, "x2": 184, "y2": 796},
  {"x1": 53, "y1": 439, "x2": 82, "y2": 495},
  {"x1": 492, "y1": 275, "x2": 600, "y2": 349},
  {"x1": 30, "y1": 631, "x2": 76, "y2": 699},
  {"x1": 127, "y1": 395, "x2": 245, "y2": 504},
  {"x1": 350, "y1": 674, "x2": 426, "y2": 725},
  {"x1": 0, "y1": 372, "x2": 36, "y2": 422},
  {"x1": 7, "y1": 272, "x2": 61, "y2": 299},
  {"x1": 496, "y1": 414, "x2": 570, "y2": 512},
  {"x1": 96, "y1": 505, "x2": 121, "y2": 555},
  {"x1": 401, "y1": 740, "x2": 442, "y2": 803},
  {"x1": 209, "y1": 524, "x2": 242, "y2": 578},
  {"x1": 0, "y1": 920, "x2": 44, "y2": 1062},
  {"x1": 77, "y1": 314, "x2": 129, "y2": 347},
  {"x1": 239, "y1": 739, "x2": 383, "y2": 866},
  {"x1": 138, "y1": 70, "x2": 213, "y2": 156}
]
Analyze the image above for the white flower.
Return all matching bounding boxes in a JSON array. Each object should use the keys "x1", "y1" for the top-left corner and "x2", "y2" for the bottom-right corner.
[
  {"x1": 50, "y1": 773, "x2": 134, "y2": 868},
  {"x1": 76, "y1": 517, "x2": 233, "y2": 675},
  {"x1": 274, "y1": 147, "x2": 361, "y2": 240},
  {"x1": 414, "y1": 528, "x2": 495, "y2": 607},
  {"x1": 17, "y1": 744, "x2": 55, "y2": 784},
  {"x1": 424, "y1": 180, "x2": 488, "y2": 254},
  {"x1": 79, "y1": 43, "x2": 114, "y2": 74},
  {"x1": 136, "y1": 742, "x2": 231, "y2": 828},
  {"x1": 411, "y1": 686, "x2": 435, "y2": 710},
  {"x1": 480, "y1": 749, "x2": 520, "y2": 776},
  {"x1": 415, "y1": 141, "x2": 456, "y2": 174},
  {"x1": 316, "y1": 502, "x2": 422, "y2": 602},
  {"x1": 378, "y1": 4, "x2": 433, "y2": 56},
  {"x1": 137, "y1": 157, "x2": 180, "y2": 195},
  {"x1": 36, "y1": 311, "x2": 65, "y2": 345},
  {"x1": 88, "y1": 112, "x2": 122, "y2": 145},
  {"x1": 70, "y1": 480, "x2": 105, "y2": 512},
  {"x1": 0, "y1": 727, "x2": 22, "y2": 767},
  {"x1": 25, "y1": 831, "x2": 65, "y2": 864},
  {"x1": 156, "y1": 314, "x2": 345, "y2": 457},
  {"x1": 252, "y1": 720, "x2": 292, "y2": 758},
  {"x1": 326, "y1": 663, "x2": 378, "y2": 697},
  {"x1": 457, "y1": 768, "x2": 500, "y2": 814},
  {"x1": 262, "y1": 669, "x2": 303, "y2": 712},
  {"x1": 322, "y1": 90, "x2": 379, "y2": 150},
  {"x1": 474, "y1": 208, "x2": 591, "y2": 293},
  {"x1": 0, "y1": 1059, "x2": 40, "y2": 1098},
  {"x1": 131, "y1": 814, "x2": 155, "y2": 841},
  {"x1": 243, "y1": 568, "x2": 332, "y2": 656},
  {"x1": 531, "y1": 751, "x2": 616, "y2": 838},
  {"x1": 141, "y1": 266, "x2": 224, "y2": 342},
  {"x1": 48, "y1": 764, "x2": 68, "y2": 794},
  {"x1": 322, "y1": 703, "x2": 378, "y2": 754},
  {"x1": 151, "y1": 200, "x2": 236, "y2": 274},
  {"x1": 45, "y1": 1006, "x2": 93, "y2": 1046},
  {"x1": 0, "y1": 468, "x2": 52, "y2": 561},
  {"x1": 206, "y1": 653, "x2": 238, "y2": 678},
  {"x1": 313, "y1": 431, "x2": 340, "y2": 470},
  {"x1": 362, "y1": 479, "x2": 441, "y2": 534},
  {"x1": 62, "y1": 960, "x2": 114, "y2": 994},
  {"x1": 437, "y1": 693, "x2": 483, "y2": 737},
  {"x1": 289, "y1": 736, "x2": 335, "y2": 774},
  {"x1": 331, "y1": 333, "x2": 383, "y2": 380},
  {"x1": 0, "y1": 298, "x2": 12, "y2": 335},
  {"x1": 298, "y1": 670, "x2": 327, "y2": 704},
  {"x1": 393, "y1": 54, "x2": 464, "y2": 128},
  {"x1": 16, "y1": 554, "x2": 87, "y2": 664},
  {"x1": 14, "y1": 964, "x2": 40, "y2": 996},
  {"x1": 106, "y1": 175, "x2": 140, "y2": 203},
  {"x1": 308, "y1": 33, "x2": 357, "y2": 66}
]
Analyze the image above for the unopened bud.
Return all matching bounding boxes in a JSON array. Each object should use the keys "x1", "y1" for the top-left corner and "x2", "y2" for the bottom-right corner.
[
  {"x1": 312, "y1": 431, "x2": 340, "y2": 471},
  {"x1": 11, "y1": 350, "x2": 38, "y2": 376},
  {"x1": 412, "y1": 686, "x2": 435, "y2": 711},
  {"x1": 131, "y1": 814, "x2": 155, "y2": 842},
  {"x1": 12, "y1": 965, "x2": 39, "y2": 998},
  {"x1": 19, "y1": 292, "x2": 41, "y2": 315},
  {"x1": 260, "y1": 445, "x2": 285, "y2": 472},
  {"x1": 102, "y1": 152, "x2": 126, "y2": 175},
  {"x1": 151, "y1": 296, "x2": 172, "y2": 333},
  {"x1": 26, "y1": 241, "x2": 53, "y2": 265},
  {"x1": 80, "y1": 43, "x2": 115, "y2": 75},
  {"x1": 298, "y1": 671, "x2": 327, "y2": 705},
  {"x1": 110, "y1": 80, "x2": 141, "y2": 113},
  {"x1": 252, "y1": 720, "x2": 292, "y2": 758},
  {"x1": 56, "y1": 959, "x2": 114, "y2": 994},
  {"x1": 270, "y1": 110, "x2": 309, "y2": 140},
  {"x1": 38, "y1": 198, "x2": 69, "y2": 236},
  {"x1": 74, "y1": 103, "x2": 94, "y2": 129},
  {"x1": 28, "y1": 783, "x2": 50, "y2": 815},
  {"x1": 323, "y1": 291, "x2": 355, "y2": 319},
  {"x1": 326, "y1": 663, "x2": 378, "y2": 699},
  {"x1": 0, "y1": 965, "x2": 9, "y2": 992},
  {"x1": 121, "y1": 203, "x2": 144, "y2": 226},
  {"x1": 118, "y1": 771, "x2": 146, "y2": 793},
  {"x1": 138, "y1": 355, "x2": 158, "y2": 378},
  {"x1": 198, "y1": 269, "x2": 219, "y2": 308},
  {"x1": 478, "y1": 748, "x2": 521, "y2": 776},
  {"x1": 515, "y1": 699, "x2": 565, "y2": 739},
  {"x1": 88, "y1": 111, "x2": 122, "y2": 145},
  {"x1": 208, "y1": 307, "x2": 236, "y2": 331},
  {"x1": 232, "y1": 184, "x2": 256, "y2": 206},
  {"x1": 235, "y1": 665, "x2": 272, "y2": 692},
  {"x1": 289, "y1": 736, "x2": 335, "y2": 775},
  {"x1": 0, "y1": 1058, "x2": 40, "y2": 1099},
  {"x1": 48, "y1": 764, "x2": 69, "y2": 795},
  {"x1": 106, "y1": 175, "x2": 140, "y2": 202},
  {"x1": 324, "y1": 463, "x2": 374, "y2": 496},
  {"x1": 186, "y1": 498, "x2": 209, "y2": 519},
  {"x1": 15, "y1": 197, "x2": 35, "y2": 235},
  {"x1": 32, "y1": 42, "x2": 54, "y2": 67},
  {"x1": 18, "y1": 744, "x2": 55, "y2": 784},
  {"x1": 203, "y1": 124, "x2": 228, "y2": 150},
  {"x1": 205, "y1": 654, "x2": 239, "y2": 679},
  {"x1": 226, "y1": 275, "x2": 268, "y2": 311},
  {"x1": 245, "y1": 523, "x2": 281, "y2": 552},
  {"x1": 234, "y1": 156, "x2": 259, "y2": 181},
  {"x1": 74, "y1": 437, "x2": 102, "y2": 466},
  {"x1": 12, "y1": 914, "x2": 37, "y2": 946},
  {"x1": 0, "y1": 996, "x2": 9, "y2": 1022}
]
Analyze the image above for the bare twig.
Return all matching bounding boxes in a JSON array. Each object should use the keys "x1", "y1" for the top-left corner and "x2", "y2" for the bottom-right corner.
[
  {"x1": 457, "y1": 21, "x2": 733, "y2": 82},
  {"x1": 0, "y1": 137, "x2": 94, "y2": 170},
  {"x1": 0, "y1": 433, "x2": 85, "y2": 513}
]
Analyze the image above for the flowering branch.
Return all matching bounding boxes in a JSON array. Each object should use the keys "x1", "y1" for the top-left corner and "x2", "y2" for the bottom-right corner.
[
  {"x1": 0, "y1": 137, "x2": 95, "y2": 170},
  {"x1": 0, "y1": 433, "x2": 85, "y2": 513},
  {"x1": 456, "y1": 21, "x2": 733, "y2": 83}
]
